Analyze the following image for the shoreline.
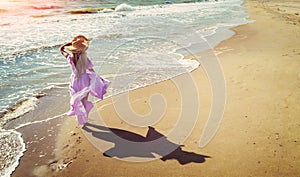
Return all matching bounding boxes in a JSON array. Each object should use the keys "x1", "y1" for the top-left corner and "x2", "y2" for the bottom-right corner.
[{"x1": 12, "y1": 0, "x2": 300, "y2": 176}]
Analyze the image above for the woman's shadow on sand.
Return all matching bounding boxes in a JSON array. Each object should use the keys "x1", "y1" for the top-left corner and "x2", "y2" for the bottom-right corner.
[{"x1": 82, "y1": 122, "x2": 210, "y2": 165}]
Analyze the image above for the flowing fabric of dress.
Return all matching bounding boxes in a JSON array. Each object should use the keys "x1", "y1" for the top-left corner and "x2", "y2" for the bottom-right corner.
[{"x1": 66, "y1": 55, "x2": 110, "y2": 125}]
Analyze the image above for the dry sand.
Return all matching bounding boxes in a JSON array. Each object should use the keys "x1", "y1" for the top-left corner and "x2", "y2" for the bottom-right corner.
[{"x1": 14, "y1": 0, "x2": 300, "y2": 176}]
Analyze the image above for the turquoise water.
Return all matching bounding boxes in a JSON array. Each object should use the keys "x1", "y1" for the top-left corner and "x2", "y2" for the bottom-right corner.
[{"x1": 0, "y1": 0, "x2": 249, "y2": 176}]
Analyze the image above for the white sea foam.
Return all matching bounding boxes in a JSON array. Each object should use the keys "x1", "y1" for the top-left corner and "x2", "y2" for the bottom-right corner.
[
  {"x1": 0, "y1": 97, "x2": 38, "y2": 127},
  {"x1": 0, "y1": 129, "x2": 26, "y2": 177},
  {"x1": 0, "y1": 112, "x2": 65, "y2": 177},
  {"x1": 15, "y1": 113, "x2": 66, "y2": 130},
  {"x1": 177, "y1": 58, "x2": 200, "y2": 72},
  {"x1": 44, "y1": 82, "x2": 69, "y2": 90},
  {"x1": 115, "y1": 3, "x2": 135, "y2": 12}
]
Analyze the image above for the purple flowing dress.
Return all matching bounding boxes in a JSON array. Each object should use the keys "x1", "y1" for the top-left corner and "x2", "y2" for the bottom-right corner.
[{"x1": 66, "y1": 55, "x2": 110, "y2": 125}]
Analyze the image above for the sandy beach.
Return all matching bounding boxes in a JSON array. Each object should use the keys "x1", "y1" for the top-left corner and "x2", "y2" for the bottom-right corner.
[{"x1": 12, "y1": 0, "x2": 300, "y2": 176}]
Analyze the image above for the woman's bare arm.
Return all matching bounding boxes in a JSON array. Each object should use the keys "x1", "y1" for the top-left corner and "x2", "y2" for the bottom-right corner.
[{"x1": 59, "y1": 42, "x2": 72, "y2": 58}]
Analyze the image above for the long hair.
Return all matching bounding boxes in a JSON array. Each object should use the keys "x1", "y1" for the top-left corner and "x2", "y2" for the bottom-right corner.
[{"x1": 73, "y1": 50, "x2": 89, "y2": 79}]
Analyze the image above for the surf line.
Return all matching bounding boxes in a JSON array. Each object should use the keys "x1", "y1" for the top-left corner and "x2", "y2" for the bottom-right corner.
[
  {"x1": 0, "y1": 113, "x2": 65, "y2": 177},
  {"x1": 15, "y1": 113, "x2": 66, "y2": 130}
]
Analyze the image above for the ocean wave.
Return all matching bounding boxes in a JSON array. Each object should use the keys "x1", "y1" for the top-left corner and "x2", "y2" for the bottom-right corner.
[
  {"x1": 0, "y1": 97, "x2": 39, "y2": 127},
  {"x1": 66, "y1": 3, "x2": 134, "y2": 15},
  {"x1": 0, "y1": 44, "x2": 61, "y2": 60},
  {"x1": 44, "y1": 82, "x2": 69, "y2": 89},
  {"x1": 177, "y1": 58, "x2": 200, "y2": 72},
  {"x1": 0, "y1": 0, "x2": 244, "y2": 58},
  {"x1": 67, "y1": 7, "x2": 104, "y2": 14},
  {"x1": 0, "y1": 36, "x2": 105, "y2": 58},
  {"x1": 92, "y1": 33, "x2": 123, "y2": 40},
  {"x1": 30, "y1": 4, "x2": 61, "y2": 10},
  {"x1": 115, "y1": 3, "x2": 135, "y2": 12},
  {"x1": 34, "y1": 62, "x2": 69, "y2": 68},
  {"x1": 0, "y1": 129, "x2": 26, "y2": 177},
  {"x1": 15, "y1": 113, "x2": 66, "y2": 130},
  {"x1": 31, "y1": 13, "x2": 55, "y2": 18},
  {"x1": 0, "y1": 80, "x2": 70, "y2": 122}
]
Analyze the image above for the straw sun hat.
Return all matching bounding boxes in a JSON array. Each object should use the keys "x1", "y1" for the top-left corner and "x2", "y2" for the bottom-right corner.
[{"x1": 65, "y1": 37, "x2": 89, "y2": 53}]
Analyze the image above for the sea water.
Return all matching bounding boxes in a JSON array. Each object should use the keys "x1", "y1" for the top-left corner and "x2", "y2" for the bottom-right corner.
[{"x1": 0, "y1": 0, "x2": 249, "y2": 176}]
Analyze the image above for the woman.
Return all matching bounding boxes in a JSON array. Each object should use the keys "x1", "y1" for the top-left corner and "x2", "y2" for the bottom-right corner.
[{"x1": 59, "y1": 35, "x2": 110, "y2": 125}]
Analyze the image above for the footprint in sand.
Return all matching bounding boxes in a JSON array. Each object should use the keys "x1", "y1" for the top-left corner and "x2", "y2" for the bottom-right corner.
[{"x1": 229, "y1": 77, "x2": 248, "y2": 91}]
